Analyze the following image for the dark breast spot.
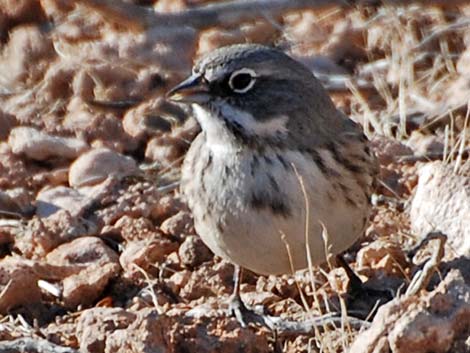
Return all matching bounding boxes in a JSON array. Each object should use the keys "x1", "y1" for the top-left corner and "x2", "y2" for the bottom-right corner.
[
  {"x1": 309, "y1": 149, "x2": 327, "y2": 174},
  {"x1": 199, "y1": 152, "x2": 213, "y2": 193},
  {"x1": 250, "y1": 192, "x2": 291, "y2": 218},
  {"x1": 250, "y1": 155, "x2": 260, "y2": 177},
  {"x1": 329, "y1": 142, "x2": 365, "y2": 174},
  {"x1": 268, "y1": 174, "x2": 280, "y2": 192},
  {"x1": 276, "y1": 154, "x2": 289, "y2": 170},
  {"x1": 263, "y1": 156, "x2": 273, "y2": 165}
]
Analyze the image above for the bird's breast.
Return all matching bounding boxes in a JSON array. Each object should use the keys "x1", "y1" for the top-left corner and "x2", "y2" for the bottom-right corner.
[{"x1": 181, "y1": 135, "x2": 371, "y2": 275}]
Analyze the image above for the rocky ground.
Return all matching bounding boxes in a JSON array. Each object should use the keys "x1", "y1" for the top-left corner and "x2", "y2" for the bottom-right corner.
[{"x1": 0, "y1": 1, "x2": 469, "y2": 352}]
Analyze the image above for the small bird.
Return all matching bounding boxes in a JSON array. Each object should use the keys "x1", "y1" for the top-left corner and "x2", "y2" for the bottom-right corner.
[{"x1": 167, "y1": 44, "x2": 377, "y2": 318}]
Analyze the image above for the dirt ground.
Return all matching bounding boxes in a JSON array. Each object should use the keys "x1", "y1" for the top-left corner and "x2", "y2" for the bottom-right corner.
[{"x1": 0, "y1": 1, "x2": 469, "y2": 352}]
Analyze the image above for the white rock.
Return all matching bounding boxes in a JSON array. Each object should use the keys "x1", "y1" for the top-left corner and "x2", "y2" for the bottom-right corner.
[
  {"x1": 36, "y1": 186, "x2": 88, "y2": 218},
  {"x1": 69, "y1": 148, "x2": 137, "y2": 188},
  {"x1": 349, "y1": 269, "x2": 470, "y2": 353},
  {"x1": 405, "y1": 131, "x2": 445, "y2": 156},
  {"x1": 410, "y1": 161, "x2": 470, "y2": 258},
  {"x1": 8, "y1": 126, "x2": 88, "y2": 161}
]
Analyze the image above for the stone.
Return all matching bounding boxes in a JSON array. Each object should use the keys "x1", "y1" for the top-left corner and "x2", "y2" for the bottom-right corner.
[
  {"x1": 0, "y1": 25, "x2": 54, "y2": 86},
  {"x1": 160, "y1": 211, "x2": 194, "y2": 240},
  {"x1": 357, "y1": 239, "x2": 408, "y2": 275},
  {"x1": 46, "y1": 237, "x2": 120, "y2": 307},
  {"x1": 349, "y1": 269, "x2": 470, "y2": 353},
  {"x1": 178, "y1": 235, "x2": 213, "y2": 268},
  {"x1": 406, "y1": 131, "x2": 445, "y2": 157},
  {"x1": 0, "y1": 257, "x2": 41, "y2": 314},
  {"x1": 105, "y1": 308, "x2": 270, "y2": 353},
  {"x1": 120, "y1": 238, "x2": 178, "y2": 278},
  {"x1": 0, "y1": 190, "x2": 24, "y2": 216},
  {"x1": 15, "y1": 210, "x2": 98, "y2": 258},
  {"x1": 410, "y1": 161, "x2": 470, "y2": 258},
  {"x1": 69, "y1": 148, "x2": 137, "y2": 188},
  {"x1": 0, "y1": 110, "x2": 16, "y2": 140},
  {"x1": 8, "y1": 126, "x2": 88, "y2": 161},
  {"x1": 76, "y1": 307, "x2": 136, "y2": 353},
  {"x1": 36, "y1": 186, "x2": 88, "y2": 218}
]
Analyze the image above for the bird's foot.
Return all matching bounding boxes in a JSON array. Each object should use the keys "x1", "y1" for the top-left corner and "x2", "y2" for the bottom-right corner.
[{"x1": 227, "y1": 293, "x2": 273, "y2": 329}]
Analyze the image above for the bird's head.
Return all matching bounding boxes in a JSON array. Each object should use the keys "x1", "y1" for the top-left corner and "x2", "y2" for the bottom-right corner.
[{"x1": 167, "y1": 44, "x2": 344, "y2": 145}]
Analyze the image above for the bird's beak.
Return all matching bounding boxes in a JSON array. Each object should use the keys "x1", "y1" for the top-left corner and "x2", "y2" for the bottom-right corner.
[{"x1": 166, "y1": 74, "x2": 210, "y2": 104}]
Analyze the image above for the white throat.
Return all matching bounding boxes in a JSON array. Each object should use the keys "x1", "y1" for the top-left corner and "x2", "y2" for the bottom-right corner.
[
  {"x1": 192, "y1": 103, "x2": 289, "y2": 149},
  {"x1": 192, "y1": 104, "x2": 237, "y2": 154}
]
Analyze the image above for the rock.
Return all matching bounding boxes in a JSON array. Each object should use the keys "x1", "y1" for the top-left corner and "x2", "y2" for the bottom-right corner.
[
  {"x1": 91, "y1": 181, "x2": 160, "y2": 226},
  {"x1": 76, "y1": 307, "x2": 136, "y2": 353},
  {"x1": 178, "y1": 235, "x2": 213, "y2": 268},
  {"x1": 0, "y1": 0, "x2": 47, "y2": 29},
  {"x1": 175, "y1": 261, "x2": 234, "y2": 301},
  {"x1": 105, "y1": 308, "x2": 271, "y2": 353},
  {"x1": 64, "y1": 97, "x2": 138, "y2": 154},
  {"x1": 8, "y1": 126, "x2": 88, "y2": 161},
  {"x1": 406, "y1": 131, "x2": 445, "y2": 157},
  {"x1": 198, "y1": 19, "x2": 277, "y2": 56},
  {"x1": 15, "y1": 210, "x2": 98, "y2": 258},
  {"x1": 160, "y1": 211, "x2": 194, "y2": 240},
  {"x1": 0, "y1": 190, "x2": 25, "y2": 216},
  {"x1": 0, "y1": 257, "x2": 41, "y2": 314},
  {"x1": 0, "y1": 25, "x2": 55, "y2": 86},
  {"x1": 36, "y1": 186, "x2": 88, "y2": 217},
  {"x1": 123, "y1": 98, "x2": 187, "y2": 139},
  {"x1": 62, "y1": 263, "x2": 119, "y2": 308},
  {"x1": 0, "y1": 142, "x2": 33, "y2": 189},
  {"x1": 166, "y1": 270, "x2": 191, "y2": 295},
  {"x1": 69, "y1": 148, "x2": 137, "y2": 188},
  {"x1": 171, "y1": 115, "x2": 200, "y2": 142},
  {"x1": 120, "y1": 238, "x2": 178, "y2": 278},
  {"x1": 282, "y1": 10, "x2": 324, "y2": 48},
  {"x1": 410, "y1": 162, "x2": 470, "y2": 258},
  {"x1": 349, "y1": 269, "x2": 470, "y2": 353},
  {"x1": 370, "y1": 136, "x2": 414, "y2": 166},
  {"x1": 4, "y1": 187, "x2": 33, "y2": 214},
  {"x1": 105, "y1": 216, "x2": 159, "y2": 242},
  {"x1": 46, "y1": 236, "x2": 118, "y2": 267},
  {"x1": 197, "y1": 28, "x2": 245, "y2": 57},
  {"x1": 0, "y1": 110, "x2": 16, "y2": 140},
  {"x1": 46, "y1": 237, "x2": 120, "y2": 307},
  {"x1": 41, "y1": 167, "x2": 70, "y2": 186},
  {"x1": 145, "y1": 135, "x2": 186, "y2": 167},
  {"x1": 153, "y1": 0, "x2": 187, "y2": 12},
  {"x1": 357, "y1": 239, "x2": 408, "y2": 275},
  {"x1": 150, "y1": 194, "x2": 186, "y2": 223}
]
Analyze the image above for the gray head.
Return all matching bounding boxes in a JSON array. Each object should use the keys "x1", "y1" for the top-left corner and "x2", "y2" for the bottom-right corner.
[{"x1": 167, "y1": 44, "x2": 352, "y2": 147}]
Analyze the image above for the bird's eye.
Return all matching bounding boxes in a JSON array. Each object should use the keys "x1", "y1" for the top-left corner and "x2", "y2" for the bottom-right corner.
[{"x1": 228, "y1": 68, "x2": 257, "y2": 93}]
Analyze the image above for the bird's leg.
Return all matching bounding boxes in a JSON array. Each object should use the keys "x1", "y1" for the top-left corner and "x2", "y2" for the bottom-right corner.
[
  {"x1": 228, "y1": 265, "x2": 249, "y2": 327},
  {"x1": 227, "y1": 265, "x2": 274, "y2": 328}
]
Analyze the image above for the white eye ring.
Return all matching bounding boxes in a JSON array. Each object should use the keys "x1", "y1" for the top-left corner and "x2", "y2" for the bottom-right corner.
[{"x1": 228, "y1": 68, "x2": 257, "y2": 93}]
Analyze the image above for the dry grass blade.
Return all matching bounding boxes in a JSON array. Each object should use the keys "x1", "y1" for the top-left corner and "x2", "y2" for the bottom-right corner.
[{"x1": 453, "y1": 103, "x2": 469, "y2": 173}]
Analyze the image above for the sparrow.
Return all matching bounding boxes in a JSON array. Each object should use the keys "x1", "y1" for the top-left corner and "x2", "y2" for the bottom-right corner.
[{"x1": 167, "y1": 44, "x2": 377, "y2": 322}]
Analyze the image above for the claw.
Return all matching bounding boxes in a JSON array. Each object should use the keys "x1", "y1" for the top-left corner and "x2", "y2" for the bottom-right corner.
[
  {"x1": 227, "y1": 265, "x2": 273, "y2": 328},
  {"x1": 228, "y1": 292, "x2": 248, "y2": 328}
]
